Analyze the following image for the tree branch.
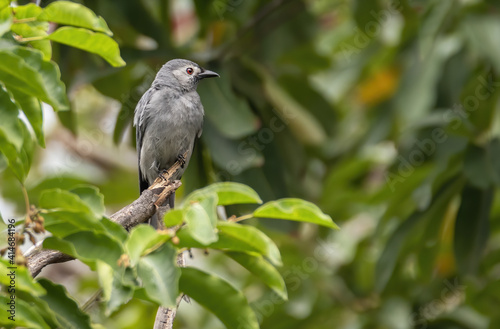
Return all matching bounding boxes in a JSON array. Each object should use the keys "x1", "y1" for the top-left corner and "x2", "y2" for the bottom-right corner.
[
  {"x1": 154, "y1": 279, "x2": 184, "y2": 329},
  {"x1": 26, "y1": 152, "x2": 188, "y2": 277},
  {"x1": 152, "y1": 184, "x2": 187, "y2": 329}
]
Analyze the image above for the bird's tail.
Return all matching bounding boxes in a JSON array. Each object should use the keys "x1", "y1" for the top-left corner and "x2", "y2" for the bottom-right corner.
[{"x1": 149, "y1": 192, "x2": 175, "y2": 228}]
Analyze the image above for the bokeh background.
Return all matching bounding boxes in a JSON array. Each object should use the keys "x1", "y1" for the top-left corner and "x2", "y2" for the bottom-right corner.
[{"x1": 2, "y1": 0, "x2": 500, "y2": 328}]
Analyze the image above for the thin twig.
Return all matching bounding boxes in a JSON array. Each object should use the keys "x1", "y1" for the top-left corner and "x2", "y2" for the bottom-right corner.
[{"x1": 152, "y1": 157, "x2": 189, "y2": 329}]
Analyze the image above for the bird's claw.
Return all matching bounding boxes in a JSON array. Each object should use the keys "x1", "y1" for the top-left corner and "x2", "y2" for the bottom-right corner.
[
  {"x1": 177, "y1": 154, "x2": 186, "y2": 168},
  {"x1": 159, "y1": 169, "x2": 169, "y2": 181}
]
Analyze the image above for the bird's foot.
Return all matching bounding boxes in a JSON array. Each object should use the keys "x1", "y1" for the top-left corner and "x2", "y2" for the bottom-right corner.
[
  {"x1": 159, "y1": 169, "x2": 169, "y2": 181},
  {"x1": 177, "y1": 154, "x2": 187, "y2": 168}
]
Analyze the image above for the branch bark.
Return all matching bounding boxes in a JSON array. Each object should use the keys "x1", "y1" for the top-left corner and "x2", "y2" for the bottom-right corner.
[{"x1": 152, "y1": 189, "x2": 187, "y2": 329}]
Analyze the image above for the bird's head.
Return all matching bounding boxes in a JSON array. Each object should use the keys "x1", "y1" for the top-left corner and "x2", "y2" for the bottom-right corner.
[{"x1": 156, "y1": 59, "x2": 219, "y2": 92}]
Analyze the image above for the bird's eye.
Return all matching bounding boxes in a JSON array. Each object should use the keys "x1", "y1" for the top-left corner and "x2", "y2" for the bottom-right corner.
[{"x1": 186, "y1": 68, "x2": 194, "y2": 75}]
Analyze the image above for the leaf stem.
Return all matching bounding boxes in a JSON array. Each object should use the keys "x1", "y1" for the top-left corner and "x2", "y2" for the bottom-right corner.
[
  {"x1": 232, "y1": 214, "x2": 253, "y2": 222},
  {"x1": 15, "y1": 35, "x2": 46, "y2": 42},
  {"x1": 21, "y1": 184, "x2": 31, "y2": 224},
  {"x1": 13, "y1": 17, "x2": 37, "y2": 24},
  {"x1": 81, "y1": 289, "x2": 103, "y2": 312}
]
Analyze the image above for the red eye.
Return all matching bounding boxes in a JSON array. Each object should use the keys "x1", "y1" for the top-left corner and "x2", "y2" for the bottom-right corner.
[{"x1": 186, "y1": 68, "x2": 193, "y2": 75}]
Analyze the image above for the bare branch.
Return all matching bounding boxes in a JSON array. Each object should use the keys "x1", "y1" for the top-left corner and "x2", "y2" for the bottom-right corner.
[{"x1": 153, "y1": 301, "x2": 179, "y2": 329}]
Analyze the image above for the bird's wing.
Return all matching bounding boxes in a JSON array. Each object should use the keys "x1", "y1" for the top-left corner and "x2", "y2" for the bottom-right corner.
[
  {"x1": 189, "y1": 104, "x2": 204, "y2": 168},
  {"x1": 134, "y1": 87, "x2": 156, "y2": 193}
]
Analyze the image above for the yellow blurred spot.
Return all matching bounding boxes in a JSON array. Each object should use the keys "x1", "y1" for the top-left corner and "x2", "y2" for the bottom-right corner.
[
  {"x1": 211, "y1": 21, "x2": 227, "y2": 47},
  {"x1": 117, "y1": 254, "x2": 130, "y2": 268},
  {"x1": 435, "y1": 197, "x2": 459, "y2": 277},
  {"x1": 358, "y1": 67, "x2": 400, "y2": 107}
]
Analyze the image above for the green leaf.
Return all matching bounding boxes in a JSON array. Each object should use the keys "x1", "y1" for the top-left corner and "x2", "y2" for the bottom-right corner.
[
  {"x1": 9, "y1": 89, "x2": 44, "y2": 147},
  {"x1": 163, "y1": 209, "x2": 184, "y2": 227},
  {"x1": 394, "y1": 35, "x2": 460, "y2": 126},
  {"x1": 0, "y1": 0, "x2": 9, "y2": 10},
  {"x1": 57, "y1": 109, "x2": 76, "y2": 133},
  {"x1": 202, "y1": 121, "x2": 264, "y2": 173},
  {"x1": 198, "y1": 192, "x2": 218, "y2": 226},
  {"x1": 43, "y1": 231, "x2": 123, "y2": 270},
  {"x1": 15, "y1": 291, "x2": 61, "y2": 329},
  {"x1": 177, "y1": 222, "x2": 282, "y2": 266},
  {"x1": 125, "y1": 224, "x2": 172, "y2": 266},
  {"x1": 243, "y1": 58, "x2": 327, "y2": 146},
  {"x1": 97, "y1": 261, "x2": 134, "y2": 315},
  {"x1": 0, "y1": 86, "x2": 23, "y2": 151},
  {"x1": 464, "y1": 143, "x2": 498, "y2": 189},
  {"x1": 38, "y1": 279, "x2": 93, "y2": 329},
  {"x1": 39, "y1": 188, "x2": 93, "y2": 214},
  {"x1": 48, "y1": 27, "x2": 125, "y2": 67},
  {"x1": 0, "y1": 295, "x2": 50, "y2": 329},
  {"x1": 113, "y1": 103, "x2": 134, "y2": 145},
  {"x1": 20, "y1": 115, "x2": 35, "y2": 177},
  {"x1": 179, "y1": 267, "x2": 259, "y2": 329},
  {"x1": 0, "y1": 5, "x2": 12, "y2": 38},
  {"x1": 278, "y1": 44, "x2": 330, "y2": 74},
  {"x1": 101, "y1": 217, "x2": 128, "y2": 243},
  {"x1": 0, "y1": 46, "x2": 69, "y2": 111},
  {"x1": 70, "y1": 185, "x2": 105, "y2": 217},
  {"x1": 39, "y1": 188, "x2": 108, "y2": 234},
  {"x1": 12, "y1": 3, "x2": 42, "y2": 19},
  {"x1": 97, "y1": 260, "x2": 113, "y2": 300},
  {"x1": 198, "y1": 71, "x2": 259, "y2": 139},
  {"x1": 216, "y1": 223, "x2": 280, "y2": 263},
  {"x1": 107, "y1": 274, "x2": 134, "y2": 315},
  {"x1": 11, "y1": 3, "x2": 51, "y2": 60},
  {"x1": 184, "y1": 198, "x2": 218, "y2": 245},
  {"x1": 38, "y1": 0, "x2": 112, "y2": 35},
  {"x1": 454, "y1": 185, "x2": 493, "y2": 275},
  {"x1": 183, "y1": 182, "x2": 263, "y2": 206},
  {"x1": 375, "y1": 177, "x2": 464, "y2": 292},
  {"x1": 462, "y1": 16, "x2": 500, "y2": 73},
  {"x1": 226, "y1": 251, "x2": 287, "y2": 300},
  {"x1": 459, "y1": 70, "x2": 500, "y2": 133},
  {"x1": 254, "y1": 198, "x2": 338, "y2": 229},
  {"x1": 0, "y1": 259, "x2": 46, "y2": 296},
  {"x1": 352, "y1": 0, "x2": 382, "y2": 30},
  {"x1": 0, "y1": 88, "x2": 33, "y2": 182},
  {"x1": 42, "y1": 211, "x2": 103, "y2": 238},
  {"x1": 137, "y1": 243, "x2": 180, "y2": 307}
]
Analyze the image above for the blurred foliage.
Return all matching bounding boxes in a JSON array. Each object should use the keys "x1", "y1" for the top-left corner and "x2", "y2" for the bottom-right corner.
[
  {"x1": 1, "y1": 0, "x2": 500, "y2": 328},
  {"x1": 0, "y1": 1, "x2": 337, "y2": 327}
]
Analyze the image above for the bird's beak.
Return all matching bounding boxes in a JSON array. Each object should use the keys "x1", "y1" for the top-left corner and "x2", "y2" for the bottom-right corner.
[{"x1": 198, "y1": 69, "x2": 219, "y2": 79}]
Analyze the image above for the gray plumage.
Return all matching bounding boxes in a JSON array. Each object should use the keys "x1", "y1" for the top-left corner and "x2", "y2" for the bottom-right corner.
[{"x1": 133, "y1": 59, "x2": 219, "y2": 215}]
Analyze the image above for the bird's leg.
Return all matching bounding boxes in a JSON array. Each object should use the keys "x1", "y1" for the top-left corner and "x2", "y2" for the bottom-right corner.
[
  {"x1": 159, "y1": 169, "x2": 169, "y2": 181},
  {"x1": 177, "y1": 154, "x2": 187, "y2": 168}
]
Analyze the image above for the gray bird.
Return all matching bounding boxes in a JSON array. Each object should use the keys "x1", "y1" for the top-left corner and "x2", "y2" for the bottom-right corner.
[{"x1": 134, "y1": 59, "x2": 219, "y2": 225}]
